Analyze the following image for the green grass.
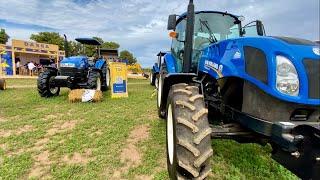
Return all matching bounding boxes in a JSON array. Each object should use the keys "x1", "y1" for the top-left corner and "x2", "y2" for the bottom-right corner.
[{"x1": 0, "y1": 78, "x2": 297, "y2": 179}]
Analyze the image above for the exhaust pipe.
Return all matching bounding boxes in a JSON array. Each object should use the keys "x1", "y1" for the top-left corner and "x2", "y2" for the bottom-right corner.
[
  {"x1": 183, "y1": 0, "x2": 195, "y2": 73},
  {"x1": 63, "y1": 34, "x2": 69, "y2": 58}
]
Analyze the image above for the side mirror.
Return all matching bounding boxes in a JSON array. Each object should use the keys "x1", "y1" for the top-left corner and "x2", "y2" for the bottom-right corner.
[
  {"x1": 256, "y1": 20, "x2": 264, "y2": 36},
  {"x1": 167, "y1": 15, "x2": 177, "y2": 30}
]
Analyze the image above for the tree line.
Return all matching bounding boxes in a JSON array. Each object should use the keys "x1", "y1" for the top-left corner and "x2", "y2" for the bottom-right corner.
[{"x1": 0, "y1": 29, "x2": 137, "y2": 64}]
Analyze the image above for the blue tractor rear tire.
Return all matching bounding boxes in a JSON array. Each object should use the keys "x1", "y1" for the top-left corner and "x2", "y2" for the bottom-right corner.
[
  {"x1": 87, "y1": 71, "x2": 102, "y2": 90},
  {"x1": 150, "y1": 72, "x2": 155, "y2": 86},
  {"x1": 101, "y1": 64, "x2": 109, "y2": 91}
]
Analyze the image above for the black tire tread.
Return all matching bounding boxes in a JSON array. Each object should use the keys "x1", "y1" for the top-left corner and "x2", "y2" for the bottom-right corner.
[
  {"x1": 37, "y1": 70, "x2": 59, "y2": 97},
  {"x1": 169, "y1": 83, "x2": 212, "y2": 179},
  {"x1": 87, "y1": 71, "x2": 100, "y2": 90},
  {"x1": 150, "y1": 73, "x2": 155, "y2": 85}
]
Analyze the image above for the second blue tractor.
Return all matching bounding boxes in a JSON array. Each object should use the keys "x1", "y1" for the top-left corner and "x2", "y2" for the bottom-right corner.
[{"x1": 37, "y1": 37, "x2": 110, "y2": 97}]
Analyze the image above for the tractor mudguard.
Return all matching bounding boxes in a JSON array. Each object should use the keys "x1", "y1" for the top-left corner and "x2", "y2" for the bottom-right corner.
[
  {"x1": 94, "y1": 59, "x2": 106, "y2": 70},
  {"x1": 152, "y1": 63, "x2": 160, "y2": 74},
  {"x1": 160, "y1": 73, "x2": 196, "y2": 110},
  {"x1": 163, "y1": 53, "x2": 178, "y2": 73},
  {"x1": 44, "y1": 66, "x2": 58, "y2": 73}
]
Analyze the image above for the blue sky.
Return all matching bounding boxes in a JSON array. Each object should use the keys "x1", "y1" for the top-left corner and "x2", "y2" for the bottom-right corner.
[{"x1": 0, "y1": 0, "x2": 319, "y2": 67}]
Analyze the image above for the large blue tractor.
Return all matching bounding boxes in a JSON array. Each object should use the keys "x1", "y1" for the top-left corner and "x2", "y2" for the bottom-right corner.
[
  {"x1": 158, "y1": 1, "x2": 320, "y2": 179},
  {"x1": 37, "y1": 37, "x2": 110, "y2": 97}
]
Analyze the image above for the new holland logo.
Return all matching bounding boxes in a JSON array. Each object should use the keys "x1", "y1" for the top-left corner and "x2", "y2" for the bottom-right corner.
[
  {"x1": 204, "y1": 60, "x2": 224, "y2": 78},
  {"x1": 313, "y1": 47, "x2": 320, "y2": 56},
  {"x1": 233, "y1": 50, "x2": 241, "y2": 59}
]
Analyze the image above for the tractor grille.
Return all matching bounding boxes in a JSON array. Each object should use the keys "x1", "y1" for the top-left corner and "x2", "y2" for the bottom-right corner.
[
  {"x1": 59, "y1": 67, "x2": 87, "y2": 78},
  {"x1": 303, "y1": 59, "x2": 320, "y2": 99}
]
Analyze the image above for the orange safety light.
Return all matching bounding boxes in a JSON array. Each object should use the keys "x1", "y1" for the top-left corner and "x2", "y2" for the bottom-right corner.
[{"x1": 169, "y1": 31, "x2": 178, "y2": 39}]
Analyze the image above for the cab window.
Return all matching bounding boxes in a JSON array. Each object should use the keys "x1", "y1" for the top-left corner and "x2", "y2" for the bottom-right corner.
[{"x1": 171, "y1": 19, "x2": 186, "y2": 73}]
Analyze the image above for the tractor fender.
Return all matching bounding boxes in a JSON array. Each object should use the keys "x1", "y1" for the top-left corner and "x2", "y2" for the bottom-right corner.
[
  {"x1": 152, "y1": 63, "x2": 160, "y2": 74},
  {"x1": 160, "y1": 73, "x2": 196, "y2": 110},
  {"x1": 163, "y1": 53, "x2": 177, "y2": 73},
  {"x1": 94, "y1": 59, "x2": 107, "y2": 70},
  {"x1": 44, "y1": 66, "x2": 58, "y2": 73}
]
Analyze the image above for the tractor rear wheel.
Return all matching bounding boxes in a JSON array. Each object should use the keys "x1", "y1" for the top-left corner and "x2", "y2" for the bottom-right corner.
[
  {"x1": 101, "y1": 63, "x2": 109, "y2": 91},
  {"x1": 157, "y1": 63, "x2": 167, "y2": 119},
  {"x1": 88, "y1": 71, "x2": 102, "y2": 90},
  {"x1": 150, "y1": 72, "x2": 155, "y2": 86},
  {"x1": 0, "y1": 79, "x2": 6, "y2": 90},
  {"x1": 37, "y1": 70, "x2": 60, "y2": 97},
  {"x1": 166, "y1": 83, "x2": 213, "y2": 180}
]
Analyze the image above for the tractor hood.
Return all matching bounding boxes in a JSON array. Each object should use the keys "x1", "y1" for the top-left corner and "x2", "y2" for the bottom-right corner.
[
  {"x1": 223, "y1": 36, "x2": 320, "y2": 61},
  {"x1": 200, "y1": 36, "x2": 320, "y2": 105},
  {"x1": 60, "y1": 56, "x2": 89, "y2": 69}
]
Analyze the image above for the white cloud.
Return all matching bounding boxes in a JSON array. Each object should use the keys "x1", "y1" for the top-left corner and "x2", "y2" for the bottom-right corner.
[{"x1": 0, "y1": 0, "x2": 319, "y2": 67}]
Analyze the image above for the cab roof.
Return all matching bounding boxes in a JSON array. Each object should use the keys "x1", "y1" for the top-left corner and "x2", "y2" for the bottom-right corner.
[
  {"x1": 157, "y1": 51, "x2": 167, "y2": 56},
  {"x1": 177, "y1": 11, "x2": 240, "y2": 24},
  {"x1": 75, "y1": 38, "x2": 102, "y2": 45}
]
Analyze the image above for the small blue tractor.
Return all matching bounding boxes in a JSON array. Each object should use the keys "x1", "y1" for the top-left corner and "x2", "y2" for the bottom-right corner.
[
  {"x1": 150, "y1": 51, "x2": 166, "y2": 88},
  {"x1": 37, "y1": 37, "x2": 110, "y2": 97},
  {"x1": 158, "y1": 1, "x2": 320, "y2": 179}
]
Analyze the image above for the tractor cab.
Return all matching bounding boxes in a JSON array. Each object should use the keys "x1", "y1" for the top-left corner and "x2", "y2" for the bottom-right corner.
[{"x1": 168, "y1": 11, "x2": 265, "y2": 73}]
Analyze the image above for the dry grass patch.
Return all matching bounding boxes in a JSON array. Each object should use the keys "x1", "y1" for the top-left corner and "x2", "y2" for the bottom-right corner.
[{"x1": 0, "y1": 125, "x2": 34, "y2": 138}]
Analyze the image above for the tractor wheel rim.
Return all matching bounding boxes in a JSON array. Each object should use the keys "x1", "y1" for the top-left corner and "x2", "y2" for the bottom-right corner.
[
  {"x1": 167, "y1": 104, "x2": 174, "y2": 165},
  {"x1": 49, "y1": 77, "x2": 58, "y2": 94},
  {"x1": 157, "y1": 76, "x2": 162, "y2": 108},
  {"x1": 97, "y1": 77, "x2": 101, "y2": 90}
]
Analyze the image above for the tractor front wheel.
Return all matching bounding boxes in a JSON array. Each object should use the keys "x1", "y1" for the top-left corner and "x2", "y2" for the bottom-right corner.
[
  {"x1": 88, "y1": 71, "x2": 102, "y2": 91},
  {"x1": 37, "y1": 70, "x2": 60, "y2": 97},
  {"x1": 0, "y1": 79, "x2": 6, "y2": 90},
  {"x1": 166, "y1": 83, "x2": 213, "y2": 180}
]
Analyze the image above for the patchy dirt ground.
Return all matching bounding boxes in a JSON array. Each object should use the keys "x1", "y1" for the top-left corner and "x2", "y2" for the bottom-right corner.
[
  {"x1": 113, "y1": 125, "x2": 150, "y2": 179},
  {"x1": 28, "y1": 120, "x2": 81, "y2": 178}
]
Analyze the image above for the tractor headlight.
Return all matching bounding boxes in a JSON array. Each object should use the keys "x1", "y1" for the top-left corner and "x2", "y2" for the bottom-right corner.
[{"x1": 276, "y1": 55, "x2": 299, "y2": 96}]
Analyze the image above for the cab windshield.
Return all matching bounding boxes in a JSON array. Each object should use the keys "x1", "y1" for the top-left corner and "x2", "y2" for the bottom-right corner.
[
  {"x1": 193, "y1": 12, "x2": 241, "y2": 50},
  {"x1": 172, "y1": 12, "x2": 241, "y2": 72}
]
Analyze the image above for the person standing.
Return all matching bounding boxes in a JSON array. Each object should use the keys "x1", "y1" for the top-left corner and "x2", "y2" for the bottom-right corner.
[
  {"x1": 16, "y1": 59, "x2": 21, "y2": 75},
  {"x1": 27, "y1": 61, "x2": 36, "y2": 76}
]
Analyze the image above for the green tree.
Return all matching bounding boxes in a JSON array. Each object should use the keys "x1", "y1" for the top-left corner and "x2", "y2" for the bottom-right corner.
[
  {"x1": 30, "y1": 32, "x2": 64, "y2": 50},
  {"x1": 68, "y1": 41, "x2": 82, "y2": 56},
  {"x1": 102, "y1": 41, "x2": 119, "y2": 49},
  {"x1": 119, "y1": 50, "x2": 137, "y2": 64},
  {"x1": 81, "y1": 37, "x2": 103, "y2": 57},
  {"x1": 83, "y1": 37, "x2": 120, "y2": 57},
  {"x1": 0, "y1": 29, "x2": 9, "y2": 44}
]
